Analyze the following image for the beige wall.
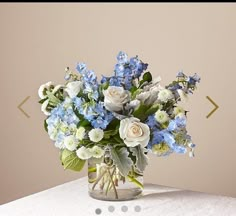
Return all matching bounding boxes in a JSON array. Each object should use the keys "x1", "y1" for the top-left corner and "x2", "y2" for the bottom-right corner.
[{"x1": 0, "y1": 3, "x2": 236, "y2": 204}]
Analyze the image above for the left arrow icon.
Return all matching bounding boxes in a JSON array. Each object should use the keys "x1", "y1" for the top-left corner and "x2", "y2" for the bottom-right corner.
[{"x1": 17, "y1": 96, "x2": 30, "y2": 118}]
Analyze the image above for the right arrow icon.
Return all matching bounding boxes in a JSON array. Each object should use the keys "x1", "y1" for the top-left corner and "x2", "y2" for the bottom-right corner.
[{"x1": 206, "y1": 96, "x2": 219, "y2": 119}]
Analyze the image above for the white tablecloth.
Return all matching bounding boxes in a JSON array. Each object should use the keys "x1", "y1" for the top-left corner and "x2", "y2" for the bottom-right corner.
[{"x1": 1, "y1": 176, "x2": 236, "y2": 216}]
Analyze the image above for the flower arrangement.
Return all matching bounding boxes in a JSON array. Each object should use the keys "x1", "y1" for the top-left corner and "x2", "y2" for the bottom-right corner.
[{"x1": 38, "y1": 51, "x2": 200, "y2": 199}]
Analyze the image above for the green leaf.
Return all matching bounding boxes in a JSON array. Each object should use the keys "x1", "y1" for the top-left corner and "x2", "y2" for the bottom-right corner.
[
  {"x1": 130, "y1": 145, "x2": 149, "y2": 172},
  {"x1": 143, "y1": 71, "x2": 152, "y2": 83},
  {"x1": 46, "y1": 91, "x2": 61, "y2": 105},
  {"x1": 132, "y1": 103, "x2": 150, "y2": 121},
  {"x1": 38, "y1": 98, "x2": 48, "y2": 104},
  {"x1": 61, "y1": 149, "x2": 86, "y2": 172},
  {"x1": 111, "y1": 147, "x2": 133, "y2": 177},
  {"x1": 44, "y1": 119, "x2": 48, "y2": 132},
  {"x1": 145, "y1": 103, "x2": 161, "y2": 116},
  {"x1": 139, "y1": 71, "x2": 152, "y2": 87},
  {"x1": 104, "y1": 130, "x2": 118, "y2": 139}
]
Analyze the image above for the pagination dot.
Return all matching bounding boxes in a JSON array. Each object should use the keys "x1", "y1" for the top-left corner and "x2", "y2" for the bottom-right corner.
[
  {"x1": 108, "y1": 205, "x2": 115, "y2": 212},
  {"x1": 121, "y1": 205, "x2": 128, "y2": 212},
  {"x1": 95, "y1": 208, "x2": 102, "y2": 215},
  {"x1": 134, "y1": 205, "x2": 141, "y2": 212}
]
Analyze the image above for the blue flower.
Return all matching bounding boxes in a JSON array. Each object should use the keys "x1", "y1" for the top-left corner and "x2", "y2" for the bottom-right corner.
[
  {"x1": 101, "y1": 75, "x2": 108, "y2": 84},
  {"x1": 116, "y1": 51, "x2": 128, "y2": 64},
  {"x1": 109, "y1": 76, "x2": 122, "y2": 86},
  {"x1": 115, "y1": 64, "x2": 125, "y2": 77},
  {"x1": 91, "y1": 116, "x2": 109, "y2": 129},
  {"x1": 73, "y1": 97, "x2": 85, "y2": 110},
  {"x1": 167, "y1": 116, "x2": 187, "y2": 132},
  {"x1": 146, "y1": 115, "x2": 157, "y2": 129},
  {"x1": 76, "y1": 62, "x2": 87, "y2": 74}
]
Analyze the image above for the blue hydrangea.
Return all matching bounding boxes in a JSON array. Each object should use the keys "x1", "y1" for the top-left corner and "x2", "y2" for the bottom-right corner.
[
  {"x1": 76, "y1": 62, "x2": 87, "y2": 74},
  {"x1": 116, "y1": 51, "x2": 128, "y2": 64}
]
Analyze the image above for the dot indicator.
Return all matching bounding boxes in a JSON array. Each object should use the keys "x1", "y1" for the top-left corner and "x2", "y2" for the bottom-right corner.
[
  {"x1": 95, "y1": 208, "x2": 102, "y2": 215},
  {"x1": 134, "y1": 205, "x2": 141, "y2": 212},
  {"x1": 108, "y1": 205, "x2": 115, "y2": 212},
  {"x1": 121, "y1": 205, "x2": 128, "y2": 212}
]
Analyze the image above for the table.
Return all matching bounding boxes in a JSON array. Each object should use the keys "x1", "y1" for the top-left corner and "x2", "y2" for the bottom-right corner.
[{"x1": 0, "y1": 177, "x2": 236, "y2": 216}]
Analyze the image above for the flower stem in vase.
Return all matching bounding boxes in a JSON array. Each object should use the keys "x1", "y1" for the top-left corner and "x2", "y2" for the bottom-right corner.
[
  {"x1": 107, "y1": 167, "x2": 118, "y2": 199},
  {"x1": 92, "y1": 169, "x2": 107, "y2": 190}
]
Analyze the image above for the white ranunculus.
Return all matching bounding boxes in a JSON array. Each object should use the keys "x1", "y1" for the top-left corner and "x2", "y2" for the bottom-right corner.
[
  {"x1": 157, "y1": 89, "x2": 174, "y2": 103},
  {"x1": 76, "y1": 146, "x2": 92, "y2": 160},
  {"x1": 88, "y1": 128, "x2": 104, "y2": 143},
  {"x1": 173, "y1": 106, "x2": 185, "y2": 116},
  {"x1": 38, "y1": 81, "x2": 53, "y2": 99},
  {"x1": 76, "y1": 127, "x2": 86, "y2": 141},
  {"x1": 41, "y1": 99, "x2": 51, "y2": 116},
  {"x1": 64, "y1": 135, "x2": 78, "y2": 151},
  {"x1": 177, "y1": 89, "x2": 188, "y2": 103},
  {"x1": 103, "y1": 86, "x2": 130, "y2": 112},
  {"x1": 119, "y1": 117, "x2": 150, "y2": 147},
  {"x1": 91, "y1": 146, "x2": 105, "y2": 158},
  {"x1": 155, "y1": 110, "x2": 169, "y2": 124},
  {"x1": 65, "y1": 81, "x2": 82, "y2": 98}
]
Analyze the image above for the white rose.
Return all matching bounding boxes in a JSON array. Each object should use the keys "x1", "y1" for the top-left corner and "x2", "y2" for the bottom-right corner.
[
  {"x1": 91, "y1": 146, "x2": 105, "y2": 158},
  {"x1": 88, "y1": 128, "x2": 104, "y2": 143},
  {"x1": 177, "y1": 89, "x2": 188, "y2": 103},
  {"x1": 38, "y1": 81, "x2": 52, "y2": 99},
  {"x1": 155, "y1": 110, "x2": 169, "y2": 124},
  {"x1": 65, "y1": 81, "x2": 82, "y2": 98},
  {"x1": 103, "y1": 86, "x2": 130, "y2": 112},
  {"x1": 76, "y1": 127, "x2": 86, "y2": 141},
  {"x1": 64, "y1": 135, "x2": 78, "y2": 151},
  {"x1": 76, "y1": 146, "x2": 92, "y2": 160},
  {"x1": 158, "y1": 89, "x2": 174, "y2": 103},
  {"x1": 41, "y1": 99, "x2": 51, "y2": 116},
  {"x1": 119, "y1": 117, "x2": 150, "y2": 147}
]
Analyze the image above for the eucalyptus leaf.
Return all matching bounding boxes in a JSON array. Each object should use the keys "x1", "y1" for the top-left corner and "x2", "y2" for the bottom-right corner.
[
  {"x1": 130, "y1": 145, "x2": 148, "y2": 172},
  {"x1": 111, "y1": 147, "x2": 133, "y2": 177},
  {"x1": 61, "y1": 149, "x2": 85, "y2": 172}
]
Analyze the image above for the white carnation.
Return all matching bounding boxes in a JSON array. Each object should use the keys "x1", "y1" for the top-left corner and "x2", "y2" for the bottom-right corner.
[
  {"x1": 76, "y1": 146, "x2": 92, "y2": 160},
  {"x1": 91, "y1": 146, "x2": 105, "y2": 158},
  {"x1": 158, "y1": 89, "x2": 174, "y2": 103},
  {"x1": 76, "y1": 127, "x2": 86, "y2": 140},
  {"x1": 64, "y1": 135, "x2": 78, "y2": 151},
  {"x1": 155, "y1": 110, "x2": 169, "y2": 124},
  {"x1": 88, "y1": 128, "x2": 104, "y2": 143},
  {"x1": 65, "y1": 81, "x2": 82, "y2": 98}
]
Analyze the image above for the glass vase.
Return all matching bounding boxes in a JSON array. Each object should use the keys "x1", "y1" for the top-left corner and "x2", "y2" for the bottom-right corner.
[{"x1": 88, "y1": 147, "x2": 143, "y2": 201}]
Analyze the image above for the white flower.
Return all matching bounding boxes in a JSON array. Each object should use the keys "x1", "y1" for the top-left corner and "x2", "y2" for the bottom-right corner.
[
  {"x1": 64, "y1": 135, "x2": 78, "y2": 151},
  {"x1": 38, "y1": 81, "x2": 52, "y2": 99},
  {"x1": 76, "y1": 127, "x2": 86, "y2": 141},
  {"x1": 158, "y1": 89, "x2": 174, "y2": 103},
  {"x1": 177, "y1": 89, "x2": 188, "y2": 102},
  {"x1": 119, "y1": 117, "x2": 150, "y2": 147},
  {"x1": 76, "y1": 146, "x2": 92, "y2": 160},
  {"x1": 91, "y1": 146, "x2": 105, "y2": 158},
  {"x1": 155, "y1": 110, "x2": 169, "y2": 124},
  {"x1": 173, "y1": 106, "x2": 185, "y2": 116},
  {"x1": 103, "y1": 86, "x2": 130, "y2": 112},
  {"x1": 126, "y1": 99, "x2": 140, "y2": 110},
  {"x1": 88, "y1": 128, "x2": 104, "y2": 143},
  {"x1": 65, "y1": 81, "x2": 82, "y2": 98},
  {"x1": 41, "y1": 99, "x2": 51, "y2": 116}
]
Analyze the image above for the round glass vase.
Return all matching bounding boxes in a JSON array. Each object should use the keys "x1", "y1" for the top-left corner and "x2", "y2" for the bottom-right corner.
[{"x1": 87, "y1": 149, "x2": 143, "y2": 201}]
